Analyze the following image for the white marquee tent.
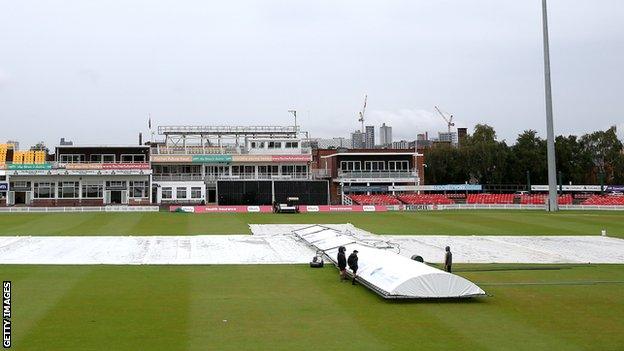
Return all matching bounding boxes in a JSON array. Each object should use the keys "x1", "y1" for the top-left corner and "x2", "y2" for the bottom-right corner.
[{"x1": 293, "y1": 225, "x2": 486, "y2": 299}]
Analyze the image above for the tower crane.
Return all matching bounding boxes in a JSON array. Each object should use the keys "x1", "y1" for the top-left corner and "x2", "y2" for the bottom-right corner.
[
  {"x1": 434, "y1": 106, "x2": 455, "y2": 133},
  {"x1": 358, "y1": 94, "x2": 367, "y2": 132}
]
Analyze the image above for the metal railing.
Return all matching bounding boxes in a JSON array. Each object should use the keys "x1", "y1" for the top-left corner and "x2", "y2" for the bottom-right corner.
[
  {"x1": 0, "y1": 206, "x2": 159, "y2": 213},
  {"x1": 153, "y1": 173, "x2": 312, "y2": 181},
  {"x1": 338, "y1": 171, "x2": 418, "y2": 179},
  {"x1": 150, "y1": 145, "x2": 312, "y2": 155},
  {"x1": 152, "y1": 174, "x2": 205, "y2": 181},
  {"x1": 158, "y1": 125, "x2": 298, "y2": 135}
]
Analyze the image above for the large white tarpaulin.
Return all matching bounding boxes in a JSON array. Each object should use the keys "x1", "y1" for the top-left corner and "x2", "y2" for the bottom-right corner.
[{"x1": 292, "y1": 225, "x2": 486, "y2": 299}]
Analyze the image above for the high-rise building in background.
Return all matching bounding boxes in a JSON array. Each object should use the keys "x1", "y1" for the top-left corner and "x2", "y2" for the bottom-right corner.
[
  {"x1": 438, "y1": 131, "x2": 458, "y2": 145},
  {"x1": 457, "y1": 128, "x2": 468, "y2": 147},
  {"x1": 365, "y1": 125, "x2": 375, "y2": 148},
  {"x1": 391, "y1": 140, "x2": 409, "y2": 149},
  {"x1": 379, "y1": 123, "x2": 392, "y2": 146},
  {"x1": 351, "y1": 131, "x2": 365, "y2": 148}
]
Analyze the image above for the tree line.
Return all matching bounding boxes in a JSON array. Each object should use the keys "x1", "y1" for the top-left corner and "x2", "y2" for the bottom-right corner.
[{"x1": 425, "y1": 125, "x2": 624, "y2": 186}]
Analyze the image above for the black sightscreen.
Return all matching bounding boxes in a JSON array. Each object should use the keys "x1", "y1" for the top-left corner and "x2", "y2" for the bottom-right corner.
[
  {"x1": 274, "y1": 181, "x2": 328, "y2": 205},
  {"x1": 217, "y1": 181, "x2": 273, "y2": 205}
]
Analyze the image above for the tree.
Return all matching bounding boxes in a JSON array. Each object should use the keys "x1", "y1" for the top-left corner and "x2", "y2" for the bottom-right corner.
[
  {"x1": 461, "y1": 124, "x2": 509, "y2": 184},
  {"x1": 579, "y1": 127, "x2": 623, "y2": 183},
  {"x1": 511, "y1": 130, "x2": 547, "y2": 185}
]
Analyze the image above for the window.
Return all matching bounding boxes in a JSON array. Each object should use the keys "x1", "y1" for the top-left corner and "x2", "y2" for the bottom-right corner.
[
  {"x1": 340, "y1": 161, "x2": 361, "y2": 171},
  {"x1": 10, "y1": 181, "x2": 30, "y2": 189},
  {"x1": 176, "y1": 187, "x2": 187, "y2": 199},
  {"x1": 130, "y1": 181, "x2": 148, "y2": 198},
  {"x1": 285, "y1": 141, "x2": 299, "y2": 148},
  {"x1": 34, "y1": 182, "x2": 54, "y2": 198},
  {"x1": 258, "y1": 165, "x2": 278, "y2": 175},
  {"x1": 364, "y1": 161, "x2": 385, "y2": 171},
  {"x1": 161, "y1": 187, "x2": 172, "y2": 199},
  {"x1": 106, "y1": 181, "x2": 126, "y2": 189},
  {"x1": 121, "y1": 154, "x2": 146, "y2": 163},
  {"x1": 268, "y1": 142, "x2": 282, "y2": 149},
  {"x1": 59, "y1": 154, "x2": 84, "y2": 163},
  {"x1": 82, "y1": 182, "x2": 103, "y2": 198},
  {"x1": 388, "y1": 160, "x2": 409, "y2": 171},
  {"x1": 295, "y1": 165, "x2": 308, "y2": 175},
  {"x1": 58, "y1": 182, "x2": 79, "y2": 198},
  {"x1": 281, "y1": 165, "x2": 295, "y2": 175},
  {"x1": 89, "y1": 154, "x2": 115, "y2": 163},
  {"x1": 191, "y1": 187, "x2": 202, "y2": 199},
  {"x1": 102, "y1": 154, "x2": 115, "y2": 163}
]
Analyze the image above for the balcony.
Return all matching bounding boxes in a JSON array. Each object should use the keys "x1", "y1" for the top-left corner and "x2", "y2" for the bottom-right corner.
[
  {"x1": 336, "y1": 170, "x2": 419, "y2": 182},
  {"x1": 152, "y1": 172, "x2": 312, "y2": 182},
  {"x1": 150, "y1": 145, "x2": 312, "y2": 156},
  {"x1": 152, "y1": 174, "x2": 205, "y2": 181}
]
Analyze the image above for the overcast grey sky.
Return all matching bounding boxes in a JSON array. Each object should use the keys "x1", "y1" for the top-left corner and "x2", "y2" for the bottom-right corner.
[{"x1": 1, "y1": 0, "x2": 622, "y2": 148}]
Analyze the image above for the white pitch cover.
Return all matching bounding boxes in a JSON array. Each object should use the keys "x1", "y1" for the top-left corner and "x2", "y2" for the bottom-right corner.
[{"x1": 293, "y1": 225, "x2": 486, "y2": 299}]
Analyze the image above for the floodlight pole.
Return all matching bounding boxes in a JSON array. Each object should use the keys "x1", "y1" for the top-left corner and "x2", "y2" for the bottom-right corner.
[{"x1": 541, "y1": 0, "x2": 558, "y2": 211}]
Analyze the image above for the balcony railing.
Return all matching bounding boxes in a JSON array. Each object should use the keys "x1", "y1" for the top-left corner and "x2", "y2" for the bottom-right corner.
[
  {"x1": 152, "y1": 174, "x2": 205, "y2": 181},
  {"x1": 338, "y1": 171, "x2": 418, "y2": 179},
  {"x1": 152, "y1": 172, "x2": 312, "y2": 182},
  {"x1": 150, "y1": 145, "x2": 311, "y2": 155}
]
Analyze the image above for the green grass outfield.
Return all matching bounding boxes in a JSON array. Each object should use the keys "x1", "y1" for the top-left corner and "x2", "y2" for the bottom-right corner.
[
  {"x1": 1, "y1": 210, "x2": 623, "y2": 237},
  {"x1": 4, "y1": 264, "x2": 623, "y2": 351}
]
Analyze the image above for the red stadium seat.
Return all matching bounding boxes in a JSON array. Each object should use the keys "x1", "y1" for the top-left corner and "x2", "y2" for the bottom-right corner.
[
  {"x1": 520, "y1": 194, "x2": 573, "y2": 205},
  {"x1": 466, "y1": 194, "x2": 514, "y2": 204},
  {"x1": 582, "y1": 195, "x2": 624, "y2": 206},
  {"x1": 397, "y1": 194, "x2": 454, "y2": 205},
  {"x1": 350, "y1": 194, "x2": 402, "y2": 205}
]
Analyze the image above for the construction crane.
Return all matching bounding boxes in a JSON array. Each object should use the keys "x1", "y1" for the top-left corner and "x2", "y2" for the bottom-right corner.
[
  {"x1": 434, "y1": 106, "x2": 455, "y2": 133},
  {"x1": 358, "y1": 94, "x2": 367, "y2": 132}
]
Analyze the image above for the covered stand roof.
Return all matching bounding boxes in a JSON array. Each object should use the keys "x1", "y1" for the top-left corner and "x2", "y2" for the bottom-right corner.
[{"x1": 293, "y1": 225, "x2": 486, "y2": 299}]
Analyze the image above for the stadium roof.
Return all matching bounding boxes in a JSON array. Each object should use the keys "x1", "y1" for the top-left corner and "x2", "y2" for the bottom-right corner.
[{"x1": 293, "y1": 225, "x2": 486, "y2": 299}]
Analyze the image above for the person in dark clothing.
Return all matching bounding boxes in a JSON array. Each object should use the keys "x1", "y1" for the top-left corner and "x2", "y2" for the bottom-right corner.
[
  {"x1": 347, "y1": 250, "x2": 359, "y2": 285},
  {"x1": 444, "y1": 246, "x2": 452, "y2": 273},
  {"x1": 337, "y1": 246, "x2": 347, "y2": 282}
]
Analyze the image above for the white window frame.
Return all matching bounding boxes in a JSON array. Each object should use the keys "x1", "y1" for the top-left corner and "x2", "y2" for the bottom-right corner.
[
  {"x1": 59, "y1": 154, "x2": 84, "y2": 163},
  {"x1": 190, "y1": 187, "x2": 202, "y2": 199},
  {"x1": 121, "y1": 154, "x2": 146, "y2": 163},
  {"x1": 388, "y1": 160, "x2": 410, "y2": 171},
  {"x1": 364, "y1": 161, "x2": 385, "y2": 171},
  {"x1": 129, "y1": 181, "x2": 148, "y2": 198},
  {"x1": 34, "y1": 182, "x2": 55, "y2": 199},
  {"x1": 161, "y1": 187, "x2": 173, "y2": 199},
  {"x1": 340, "y1": 161, "x2": 361, "y2": 171},
  {"x1": 82, "y1": 181, "x2": 104, "y2": 198},
  {"x1": 58, "y1": 181, "x2": 79, "y2": 198}
]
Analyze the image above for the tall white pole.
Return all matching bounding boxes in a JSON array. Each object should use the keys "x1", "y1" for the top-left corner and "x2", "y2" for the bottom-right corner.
[{"x1": 542, "y1": 0, "x2": 558, "y2": 211}]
